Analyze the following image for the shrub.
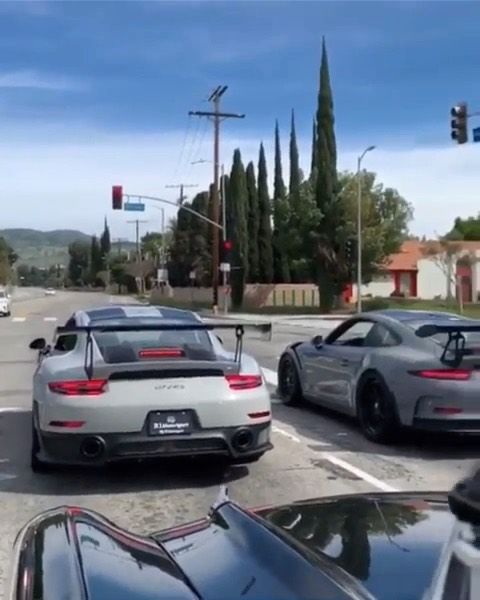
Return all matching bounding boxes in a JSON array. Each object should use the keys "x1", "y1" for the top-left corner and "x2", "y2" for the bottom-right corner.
[{"x1": 363, "y1": 297, "x2": 390, "y2": 312}]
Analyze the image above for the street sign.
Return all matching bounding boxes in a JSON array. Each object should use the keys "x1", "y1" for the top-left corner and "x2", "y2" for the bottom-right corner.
[
  {"x1": 124, "y1": 202, "x2": 145, "y2": 212},
  {"x1": 220, "y1": 262, "x2": 231, "y2": 273},
  {"x1": 189, "y1": 271, "x2": 196, "y2": 280},
  {"x1": 474, "y1": 127, "x2": 480, "y2": 142}
]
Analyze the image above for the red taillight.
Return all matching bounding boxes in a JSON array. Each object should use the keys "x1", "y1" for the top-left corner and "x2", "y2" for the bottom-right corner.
[
  {"x1": 49, "y1": 420, "x2": 85, "y2": 428},
  {"x1": 411, "y1": 369, "x2": 472, "y2": 381},
  {"x1": 139, "y1": 348, "x2": 185, "y2": 359},
  {"x1": 433, "y1": 407, "x2": 463, "y2": 415},
  {"x1": 248, "y1": 411, "x2": 271, "y2": 419},
  {"x1": 48, "y1": 379, "x2": 108, "y2": 396},
  {"x1": 226, "y1": 374, "x2": 263, "y2": 390}
]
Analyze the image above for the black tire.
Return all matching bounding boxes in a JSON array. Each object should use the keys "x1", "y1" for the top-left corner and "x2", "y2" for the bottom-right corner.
[
  {"x1": 278, "y1": 354, "x2": 303, "y2": 406},
  {"x1": 31, "y1": 417, "x2": 50, "y2": 473},
  {"x1": 357, "y1": 374, "x2": 400, "y2": 444}
]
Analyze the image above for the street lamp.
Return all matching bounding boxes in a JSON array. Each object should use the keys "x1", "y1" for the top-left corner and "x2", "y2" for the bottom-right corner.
[{"x1": 356, "y1": 145, "x2": 376, "y2": 313}]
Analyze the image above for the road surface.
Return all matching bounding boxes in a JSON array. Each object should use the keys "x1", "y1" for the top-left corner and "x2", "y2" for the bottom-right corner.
[{"x1": 0, "y1": 291, "x2": 477, "y2": 594}]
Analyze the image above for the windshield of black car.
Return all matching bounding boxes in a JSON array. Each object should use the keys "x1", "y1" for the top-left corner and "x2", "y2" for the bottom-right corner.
[{"x1": 90, "y1": 318, "x2": 214, "y2": 363}]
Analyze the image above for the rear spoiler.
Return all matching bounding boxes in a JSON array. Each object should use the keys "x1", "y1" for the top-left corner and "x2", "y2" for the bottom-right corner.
[
  {"x1": 55, "y1": 321, "x2": 272, "y2": 379},
  {"x1": 415, "y1": 321, "x2": 480, "y2": 338},
  {"x1": 415, "y1": 320, "x2": 480, "y2": 367}
]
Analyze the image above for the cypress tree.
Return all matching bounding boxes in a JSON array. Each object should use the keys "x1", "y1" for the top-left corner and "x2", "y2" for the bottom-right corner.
[
  {"x1": 257, "y1": 143, "x2": 274, "y2": 283},
  {"x1": 310, "y1": 118, "x2": 317, "y2": 181},
  {"x1": 289, "y1": 110, "x2": 301, "y2": 205},
  {"x1": 100, "y1": 217, "x2": 111, "y2": 270},
  {"x1": 313, "y1": 37, "x2": 344, "y2": 311},
  {"x1": 246, "y1": 161, "x2": 260, "y2": 283},
  {"x1": 229, "y1": 149, "x2": 249, "y2": 308},
  {"x1": 272, "y1": 120, "x2": 290, "y2": 283}
]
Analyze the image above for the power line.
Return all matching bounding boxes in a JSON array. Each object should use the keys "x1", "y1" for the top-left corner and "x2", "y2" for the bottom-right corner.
[
  {"x1": 173, "y1": 115, "x2": 192, "y2": 180},
  {"x1": 189, "y1": 85, "x2": 245, "y2": 309}
]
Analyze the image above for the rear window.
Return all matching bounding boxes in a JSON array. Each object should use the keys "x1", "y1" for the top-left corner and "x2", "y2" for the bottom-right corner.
[{"x1": 91, "y1": 319, "x2": 214, "y2": 363}]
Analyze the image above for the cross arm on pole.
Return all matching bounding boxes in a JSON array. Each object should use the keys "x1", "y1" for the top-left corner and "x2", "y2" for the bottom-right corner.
[{"x1": 188, "y1": 111, "x2": 245, "y2": 119}]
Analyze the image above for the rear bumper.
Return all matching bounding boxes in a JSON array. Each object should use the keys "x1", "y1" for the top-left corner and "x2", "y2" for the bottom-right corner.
[
  {"x1": 36, "y1": 422, "x2": 272, "y2": 466},
  {"x1": 413, "y1": 418, "x2": 480, "y2": 434}
]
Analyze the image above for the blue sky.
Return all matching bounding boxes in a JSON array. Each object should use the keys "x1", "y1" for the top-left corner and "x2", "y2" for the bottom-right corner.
[{"x1": 1, "y1": 1, "x2": 480, "y2": 239}]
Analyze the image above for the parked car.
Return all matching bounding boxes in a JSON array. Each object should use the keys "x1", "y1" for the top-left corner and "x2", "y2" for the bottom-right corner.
[
  {"x1": 277, "y1": 309, "x2": 480, "y2": 443},
  {"x1": 0, "y1": 289, "x2": 11, "y2": 317},
  {"x1": 28, "y1": 304, "x2": 272, "y2": 471},
  {"x1": 7, "y1": 480, "x2": 478, "y2": 600},
  {"x1": 44, "y1": 287, "x2": 56, "y2": 296}
]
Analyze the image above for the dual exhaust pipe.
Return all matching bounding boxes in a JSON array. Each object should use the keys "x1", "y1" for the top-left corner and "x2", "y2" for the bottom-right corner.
[{"x1": 80, "y1": 429, "x2": 255, "y2": 459}]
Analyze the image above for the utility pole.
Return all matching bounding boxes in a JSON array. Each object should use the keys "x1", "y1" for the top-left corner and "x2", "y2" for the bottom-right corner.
[
  {"x1": 165, "y1": 183, "x2": 198, "y2": 206},
  {"x1": 189, "y1": 86, "x2": 245, "y2": 310},
  {"x1": 126, "y1": 219, "x2": 148, "y2": 263}
]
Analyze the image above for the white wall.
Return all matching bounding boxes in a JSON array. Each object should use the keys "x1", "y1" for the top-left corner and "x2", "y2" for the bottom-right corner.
[
  {"x1": 360, "y1": 280, "x2": 394, "y2": 298},
  {"x1": 417, "y1": 257, "x2": 454, "y2": 300}
]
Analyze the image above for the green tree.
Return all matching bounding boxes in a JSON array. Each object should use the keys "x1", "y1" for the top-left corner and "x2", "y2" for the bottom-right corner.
[
  {"x1": 67, "y1": 241, "x2": 89, "y2": 285},
  {"x1": 257, "y1": 143, "x2": 274, "y2": 283},
  {"x1": 339, "y1": 170, "x2": 413, "y2": 283},
  {"x1": 310, "y1": 118, "x2": 317, "y2": 180},
  {"x1": 189, "y1": 191, "x2": 211, "y2": 286},
  {"x1": 446, "y1": 214, "x2": 480, "y2": 240},
  {"x1": 246, "y1": 161, "x2": 260, "y2": 283},
  {"x1": 272, "y1": 121, "x2": 291, "y2": 283},
  {"x1": 229, "y1": 149, "x2": 249, "y2": 308},
  {"x1": 312, "y1": 38, "x2": 347, "y2": 310},
  {"x1": 168, "y1": 209, "x2": 193, "y2": 287},
  {"x1": 0, "y1": 237, "x2": 17, "y2": 285},
  {"x1": 100, "y1": 217, "x2": 111, "y2": 269},
  {"x1": 89, "y1": 236, "x2": 103, "y2": 284}
]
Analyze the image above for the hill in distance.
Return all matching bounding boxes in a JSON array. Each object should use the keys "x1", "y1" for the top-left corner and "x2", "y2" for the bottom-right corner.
[{"x1": 0, "y1": 228, "x2": 135, "y2": 268}]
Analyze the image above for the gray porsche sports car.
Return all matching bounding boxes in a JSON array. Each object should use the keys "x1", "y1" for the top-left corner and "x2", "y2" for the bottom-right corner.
[{"x1": 277, "y1": 309, "x2": 480, "y2": 443}]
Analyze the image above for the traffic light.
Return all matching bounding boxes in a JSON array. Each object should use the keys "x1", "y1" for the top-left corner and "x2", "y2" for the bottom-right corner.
[
  {"x1": 112, "y1": 185, "x2": 123, "y2": 210},
  {"x1": 345, "y1": 238, "x2": 355, "y2": 262},
  {"x1": 451, "y1": 103, "x2": 468, "y2": 144},
  {"x1": 345, "y1": 238, "x2": 356, "y2": 277},
  {"x1": 220, "y1": 239, "x2": 233, "y2": 264}
]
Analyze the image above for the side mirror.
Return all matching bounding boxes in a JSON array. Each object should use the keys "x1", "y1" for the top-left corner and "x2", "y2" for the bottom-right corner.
[
  {"x1": 312, "y1": 334, "x2": 323, "y2": 348},
  {"x1": 29, "y1": 338, "x2": 46, "y2": 350}
]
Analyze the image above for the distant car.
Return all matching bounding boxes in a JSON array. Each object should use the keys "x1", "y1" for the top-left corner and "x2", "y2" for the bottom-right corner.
[
  {"x1": 278, "y1": 309, "x2": 480, "y2": 443},
  {"x1": 28, "y1": 304, "x2": 272, "y2": 471},
  {"x1": 0, "y1": 289, "x2": 11, "y2": 317},
  {"x1": 44, "y1": 287, "x2": 56, "y2": 296}
]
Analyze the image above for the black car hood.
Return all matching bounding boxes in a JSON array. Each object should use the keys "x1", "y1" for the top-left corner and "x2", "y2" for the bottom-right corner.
[
  {"x1": 256, "y1": 492, "x2": 454, "y2": 600},
  {"x1": 8, "y1": 492, "x2": 453, "y2": 600}
]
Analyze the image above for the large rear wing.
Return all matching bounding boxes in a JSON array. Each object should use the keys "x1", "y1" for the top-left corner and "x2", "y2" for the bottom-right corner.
[
  {"x1": 415, "y1": 320, "x2": 480, "y2": 367},
  {"x1": 55, "y1": 321, "x2": 272, "y2": 379}
]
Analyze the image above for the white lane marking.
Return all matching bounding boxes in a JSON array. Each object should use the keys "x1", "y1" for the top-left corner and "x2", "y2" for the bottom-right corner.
[
  {"x1": 322, "y1": 453, "x2": 399, "y2": 493},
  {"x1": 11, "y1": 317, "x2": 26, "y2": 322},
  {"x1": 262, "y1": 367, "x2": 277, "y2": 387},
  {"x1": 0, "y1": 407, "x2": 31, "y2": 413},
  {"x1": 43, "y1": 317, "x2": 57, "y2": 322},
  {"x1": 272, "y1": 425, "x2": 301, "y2": 443},
  {"x1": 0, "y1": 473, "x2": 17, "y2": 482}
]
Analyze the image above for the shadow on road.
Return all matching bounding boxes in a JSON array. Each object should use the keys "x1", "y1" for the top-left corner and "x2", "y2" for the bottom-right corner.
[
  {"x1": 273, "y1": 400, "x2": 480, "y2": 461},
  {"x1": 0, "y1": 411, "x2": 249, "y2": 496}
]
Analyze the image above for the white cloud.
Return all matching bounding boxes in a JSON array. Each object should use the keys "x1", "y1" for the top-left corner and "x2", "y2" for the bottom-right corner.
[
  {"x1": 0, "y1": 70, "x2": 86, "y2": 92},
  {"x1": 0, "y1": 123, "x2": 478, "y2": 241}
]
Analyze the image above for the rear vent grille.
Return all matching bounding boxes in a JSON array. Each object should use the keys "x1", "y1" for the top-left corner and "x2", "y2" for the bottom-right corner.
[{"x1": 109, "y1": 368, "x2": 225, "y2": 381}]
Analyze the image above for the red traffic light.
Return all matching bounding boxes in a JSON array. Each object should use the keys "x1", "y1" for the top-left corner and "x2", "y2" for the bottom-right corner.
[
  {"x1": 223, "y1": 240, "x2": 233, "y2": 250},
  {"x1": 112, "y1": 185, "x2": 123, "y2": 210}
]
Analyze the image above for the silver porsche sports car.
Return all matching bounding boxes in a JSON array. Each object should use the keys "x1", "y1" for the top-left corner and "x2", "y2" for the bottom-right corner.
[
  {"x1": 277, "y1": 309, "x2": 480, "y2": 443},
  {"x1": 29, "y1": 304, "x2": 272, "y2": 471}
]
